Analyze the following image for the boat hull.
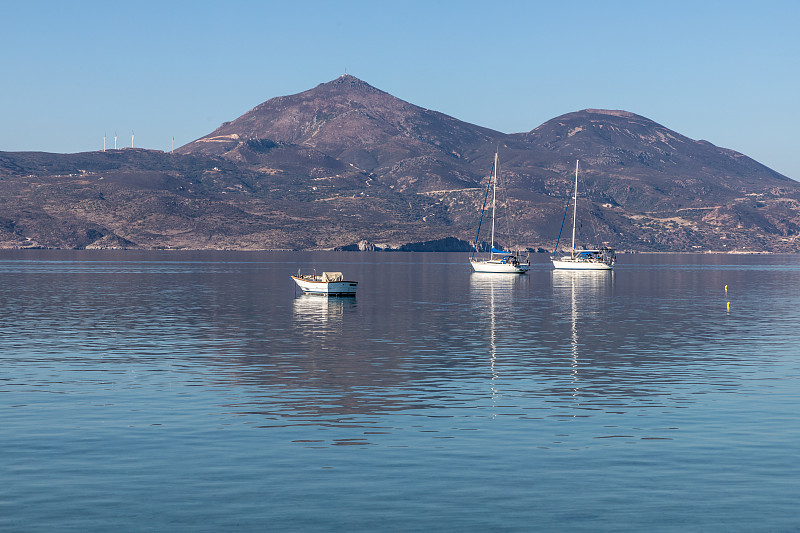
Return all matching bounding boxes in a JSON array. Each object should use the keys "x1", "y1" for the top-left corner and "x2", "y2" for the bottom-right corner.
[
  {"x1": 470, "y1": 259, "x2": 530, "y2": 274},
  {"x1": 551, "y1": 259, "x2": 613, "y2": 270},
  {"x1": 291, "y1": 276, "x2": 358, "y2": 295}
]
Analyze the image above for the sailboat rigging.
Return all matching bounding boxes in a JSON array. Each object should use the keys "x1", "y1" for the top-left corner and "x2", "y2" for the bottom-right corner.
[
  {"x1": 551, "y1": 160, "x2": 616, "y2": 270},
  {"x1": 470, "y1": 152, "x2": 529, "y2": 273}
]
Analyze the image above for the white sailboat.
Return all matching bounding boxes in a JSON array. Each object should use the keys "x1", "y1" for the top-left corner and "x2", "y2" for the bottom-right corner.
[
  {"x1": 551, "y1": 160, "x2": 616, "y2": 270},
  {"x1": 470, "y1": 152, "x2": 530, "y2": 273}
]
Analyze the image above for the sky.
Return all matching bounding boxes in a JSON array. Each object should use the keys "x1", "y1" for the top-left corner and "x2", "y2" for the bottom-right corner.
[{"x1": 1, "y1": 0, "x2": 798, "y2": 179}]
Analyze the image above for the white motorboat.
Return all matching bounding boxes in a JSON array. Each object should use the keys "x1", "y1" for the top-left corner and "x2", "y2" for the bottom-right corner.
[
  {"x1": 469, "y1": 152, "x2": 530, "y2": 274},
  {"x1": 551, "y1": 160, "x2": 616, "y2": 270},
  {"x1": 291, "y1": 271, "x2": 358, "y2": 295}
]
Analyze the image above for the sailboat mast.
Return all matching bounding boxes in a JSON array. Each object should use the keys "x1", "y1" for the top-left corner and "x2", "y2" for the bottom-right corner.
[
  {"x1": 571, "y1": 160, "x2": 579, "y2": 256},
  {"x1": 490, "y1": 152, "x2": 498, "y2": 254}
]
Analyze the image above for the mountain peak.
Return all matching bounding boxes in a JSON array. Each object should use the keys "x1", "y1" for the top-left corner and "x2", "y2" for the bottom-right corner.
[
  {"x1": 582, "y1": 109, "x2": 637, "y2": 118},
  {"x1": 316, "y1": 74, "x2": 385, "y2": 95}
]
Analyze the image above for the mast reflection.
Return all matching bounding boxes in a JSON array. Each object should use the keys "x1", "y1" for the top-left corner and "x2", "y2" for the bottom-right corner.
[
  {"x1": 470, "y1": 273, "x2": 527, "y2": 407},
  {"x1": 551, "y1": 269, "x2": 614, "y2": 400}
]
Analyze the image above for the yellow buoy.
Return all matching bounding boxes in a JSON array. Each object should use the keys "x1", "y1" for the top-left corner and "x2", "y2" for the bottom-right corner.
[
  {"x1": 727, "y1": 301, "x2": 731, "y2": 310},
  {"x1": 725, "y1": 285, "x2": 728, "y2": 292}
]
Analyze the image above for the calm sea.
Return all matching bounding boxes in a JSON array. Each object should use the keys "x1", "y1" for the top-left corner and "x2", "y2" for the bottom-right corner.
[{"x1": 2, "y1": 250, "x2": 799, "y2": 532}]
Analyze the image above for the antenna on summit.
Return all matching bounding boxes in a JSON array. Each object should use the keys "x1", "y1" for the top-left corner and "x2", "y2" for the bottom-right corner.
[
  {"x1": 131, "y1": 131, "x2": 135, "y2": 148},
  {"x1": 114, "y1": 132, "x2": 117, "y2": 150},
  {"x1": 103, "y1": 133, "x2": 106, "y2": 152}
]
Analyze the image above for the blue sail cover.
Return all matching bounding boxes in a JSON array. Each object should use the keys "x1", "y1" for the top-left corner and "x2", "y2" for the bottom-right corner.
[{"x1": 491, "y1": 247, "x2": 512, "y2": 255}]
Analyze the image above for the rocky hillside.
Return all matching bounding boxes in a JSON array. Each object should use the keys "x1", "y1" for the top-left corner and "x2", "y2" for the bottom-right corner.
[{"x1": 1, "y1": 75, "x2": 798, "y2": 252}]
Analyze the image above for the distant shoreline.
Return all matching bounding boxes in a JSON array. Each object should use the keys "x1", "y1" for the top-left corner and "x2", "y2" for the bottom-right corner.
[{"x1": 0, "y1": 246, "x2": 779, "y2": 255}]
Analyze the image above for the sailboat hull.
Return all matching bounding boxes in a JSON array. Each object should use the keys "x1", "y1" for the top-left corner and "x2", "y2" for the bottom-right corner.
[
  {"x1": 551, "y1": 259, "x2": 612, "y2": 270},
  {"x1": 471, "y1": 259, "x2": 530, "y2": 273}
]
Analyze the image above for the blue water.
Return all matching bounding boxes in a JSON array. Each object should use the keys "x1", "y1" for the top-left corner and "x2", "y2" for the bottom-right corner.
[{"x1": 2, "y1": 251, "x2": 799, "y2": 531}]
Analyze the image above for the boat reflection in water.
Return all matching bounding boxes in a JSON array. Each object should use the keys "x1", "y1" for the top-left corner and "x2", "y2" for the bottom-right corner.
[
  {"x1": 292, "y1": 293, "x2": 357, "y2": 339},
  {"x1": 469, "y1": 273, "x2": 528, "y2": 407},
  {"x1": 551, "y1": 269, "x2": 614, "y2": 399}
]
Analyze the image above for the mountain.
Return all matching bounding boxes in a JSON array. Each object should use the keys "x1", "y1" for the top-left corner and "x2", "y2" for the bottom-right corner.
[
  {"x1": 522, "y1": 108, "x2": 792, "y2": 207},
  {"x1": 177, "y1": 75, "x2": 502, "y2": 193},
  {"x1": 1, "y1": 75, "x2": 798, "y2": 252}
]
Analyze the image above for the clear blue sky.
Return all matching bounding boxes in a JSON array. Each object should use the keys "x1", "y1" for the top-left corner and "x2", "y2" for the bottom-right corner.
[{"x1": 2, "y1": 0, "x2": 798, "y2": 179}]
